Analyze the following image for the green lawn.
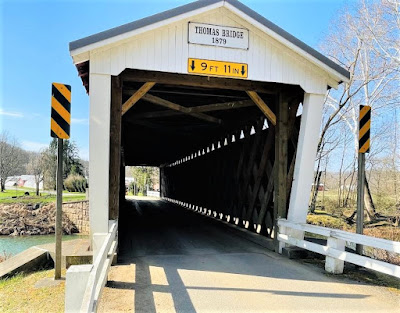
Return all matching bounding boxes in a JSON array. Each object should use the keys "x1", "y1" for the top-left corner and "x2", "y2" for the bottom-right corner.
[
  {"x1": 312, "y1": 188, "x2": 399, "y2": 217},
  {"x1": 0, "y1": 269, "x2": 66, "y2": 313},
  {"x1": 0, "y1": 188, "x2": 86, "y2": 204}
]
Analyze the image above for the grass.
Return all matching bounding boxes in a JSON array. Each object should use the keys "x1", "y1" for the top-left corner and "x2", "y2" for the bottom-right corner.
[
  {"x1": 0, "y1": 269, "x2": 66, "y2": 313},
  {"x1": 307, "y1": 211, "x2": 351, "y2": 230},
  {"x1": 0, "y1": 188, "x2": 86, "y2": 204},
  {"x1": 313, "y1": 188, "x2": 399, "y2": 217}
]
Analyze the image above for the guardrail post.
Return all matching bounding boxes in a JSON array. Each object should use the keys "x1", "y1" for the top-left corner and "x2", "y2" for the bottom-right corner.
[
  {"x1": 65, "y1": 264, "x2": 93, "y2": 313},
  {"x1": 93, "y1": 233, "x2": 108, "y2": 261},
  {"x1": 278, "y1": 225, "x2": 286, "y2": 254},
  {"x1": 325, "y1": 237, "x2": 345, "y2": 274}
]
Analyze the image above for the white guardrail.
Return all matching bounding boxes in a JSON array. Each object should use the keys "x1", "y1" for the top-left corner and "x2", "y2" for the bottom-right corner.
[
  {"x1": 278, "y1": 219, "x2": 400, "y2": 278},
  {"x1": 65, "y1": 220, "x2": 118, "y2": 313},
  {"x1": 146, "y1": 190, "x2": 160, "y2": 197}
]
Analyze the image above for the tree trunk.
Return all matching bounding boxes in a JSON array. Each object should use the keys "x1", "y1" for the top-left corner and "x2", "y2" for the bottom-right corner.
[
  {"x1": 1, "y1": 180, "x2": 4, "y2": 192},
  {"x1": 364, "y1": 176, "x2": 376, "y2": 221},
  {"x1": 310, "y1": 171, "x2": 322, "y2": 213},
  {"x1": 36, "y1": 182, "x2": 39, "y2": 196}
]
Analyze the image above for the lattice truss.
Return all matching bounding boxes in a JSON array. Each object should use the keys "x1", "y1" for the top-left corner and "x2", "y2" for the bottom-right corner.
[{"x1": 161, "y1": 107, "x2": 300, "y2": 238}]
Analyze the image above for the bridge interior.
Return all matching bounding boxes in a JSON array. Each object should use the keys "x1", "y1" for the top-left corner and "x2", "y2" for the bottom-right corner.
[{"x1": 115, "y1": 69, "x2": 303, "y2": 240}]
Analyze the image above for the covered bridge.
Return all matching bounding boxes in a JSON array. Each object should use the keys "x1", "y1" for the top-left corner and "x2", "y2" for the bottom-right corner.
[{"x1": 69, "y1": 0, "x2": 349, "y2": 258}]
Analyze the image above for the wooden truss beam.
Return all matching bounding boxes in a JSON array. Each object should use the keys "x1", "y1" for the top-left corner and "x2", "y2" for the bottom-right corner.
[
  {"x1": 141, "y1": 93, "x2": 222, "y2": 124},
  {"x1": 129, "y1": 100, "x2": 255, "y2": 119},
  {"x1": 121, "y1": 69, "x2": 287, "y2": 94},
  {"x1": 121, "y1": 82, "x2": 155, "y2": 115},
  {"x1": 246, "y1": 91, "x2": 276, "y2": 126},
  {"x1": 274, "y1": 92, "x2": 289, "y2": 251},
  {"x1": 109, "y1": 76, "x2": 122, "y2": 220}
]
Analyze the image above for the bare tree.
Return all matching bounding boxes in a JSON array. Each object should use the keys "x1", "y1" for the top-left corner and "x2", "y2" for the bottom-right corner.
[
  {"x1": 26, "y1": 152, "x2": 45, "y2": 196},
  {"x1": 315, "y1": 0, "x2": 399, "y2": 220},
  {"x1": 0, "y1": 132, "x2": 23, "y2": 192}
]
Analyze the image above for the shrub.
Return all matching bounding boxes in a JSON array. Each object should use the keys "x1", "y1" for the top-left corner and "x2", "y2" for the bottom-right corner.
[{"x1": 64, "y1": 174, "x2": 87, "y2": 192}]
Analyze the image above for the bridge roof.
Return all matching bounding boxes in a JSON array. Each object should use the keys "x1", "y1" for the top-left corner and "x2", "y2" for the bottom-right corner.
[{"x1": 69, "y1": 0, "x2": 349, "y2": 82}]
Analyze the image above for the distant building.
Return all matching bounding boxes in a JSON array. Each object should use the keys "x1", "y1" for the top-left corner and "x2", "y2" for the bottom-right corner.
[
  {"x1": 125, "y1": 177, "x2": 134, "y2": 188},
  {"x1": 5, "y1": 175, "x2": 43, "y2": 189},
  {"x1": 312, "y1": 183, "x2": 326, "y2": 191}
]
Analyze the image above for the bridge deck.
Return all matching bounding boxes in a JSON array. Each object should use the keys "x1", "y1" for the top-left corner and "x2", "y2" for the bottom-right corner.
[{"x1": 98, "y1": 199, "x2": 399, "y2": 313}]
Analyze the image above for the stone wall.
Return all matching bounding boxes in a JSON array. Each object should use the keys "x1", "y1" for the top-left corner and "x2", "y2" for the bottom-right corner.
[{"x1": 63, "y1": 201, "x2": 90, "y2": 235}]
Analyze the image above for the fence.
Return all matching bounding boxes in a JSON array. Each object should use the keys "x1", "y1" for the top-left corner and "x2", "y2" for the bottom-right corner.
[
  {"x1": 65, "y1": 220, "x2": 118, "y2": 313},
  {"x1": 278, "y1": 219, "x2": 400, "y2": 278},
  {"x1": 146, "y1": 190, "x2": 160, "y2": 197}
]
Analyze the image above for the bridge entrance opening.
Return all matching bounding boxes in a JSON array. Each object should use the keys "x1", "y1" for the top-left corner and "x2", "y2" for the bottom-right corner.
[{"x1": 112, "y1": 69, "x2": 303, "y2": 254}]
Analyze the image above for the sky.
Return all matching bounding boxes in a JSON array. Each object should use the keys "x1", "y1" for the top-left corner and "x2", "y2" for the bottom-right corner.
[{"x1": 1, "y1": 0, "x2": 350, "y2": 160}]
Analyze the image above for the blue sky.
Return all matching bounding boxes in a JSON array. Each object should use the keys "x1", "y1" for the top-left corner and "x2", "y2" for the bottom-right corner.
[{"x1": 1, "y1": 0, "x2": 349, "y2": 160}]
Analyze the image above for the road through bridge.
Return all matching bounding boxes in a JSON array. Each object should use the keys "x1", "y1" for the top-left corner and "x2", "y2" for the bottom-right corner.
[{"x1": 97, "y1": 199, "x2": 399, "y2": 313}]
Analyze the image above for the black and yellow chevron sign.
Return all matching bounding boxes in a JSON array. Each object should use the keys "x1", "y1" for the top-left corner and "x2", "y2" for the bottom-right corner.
[
  {"x1": 359, "y1": 105, "x2": 371, "y2": 153},
  {"x1": 51, "y1": 83, "x2": 71, "y2": 139}
]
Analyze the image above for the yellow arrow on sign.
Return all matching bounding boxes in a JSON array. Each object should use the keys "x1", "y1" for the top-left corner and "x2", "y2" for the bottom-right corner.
[{"x1": 188, "y1": 58, "x2": 248, "y2": 78}]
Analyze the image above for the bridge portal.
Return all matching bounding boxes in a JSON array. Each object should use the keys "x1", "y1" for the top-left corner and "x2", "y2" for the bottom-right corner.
[{"x1": 69, "y1": 0, "x2": 349, "y2": 258}]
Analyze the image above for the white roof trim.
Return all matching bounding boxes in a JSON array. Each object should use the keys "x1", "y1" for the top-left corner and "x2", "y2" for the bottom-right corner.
[
  {"x1": 224, "y1": 3, "x2": 349, "y2": 83},
  {"x1": 70, "y1": 2, "x2": 224, "y2": 58}
]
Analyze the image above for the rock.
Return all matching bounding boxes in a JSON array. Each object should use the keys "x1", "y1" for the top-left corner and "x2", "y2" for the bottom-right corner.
[
  {"x1": 0, "y1": 228, "x2": 12, "y2": 235},
  {"x1": 0, "y1": 203, "x2": 78, "y2": 236}
]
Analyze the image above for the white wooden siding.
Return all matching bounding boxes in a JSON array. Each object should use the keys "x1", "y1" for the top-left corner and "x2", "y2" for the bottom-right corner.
[{"x1": 89, "y1": 7, "x2": 329, "y2": 94}]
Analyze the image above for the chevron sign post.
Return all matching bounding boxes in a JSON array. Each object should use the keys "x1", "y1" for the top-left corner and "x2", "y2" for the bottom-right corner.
[
  {"x1": 51, "y1": 82, "x2": 71, "y2": 279},
  {"x1": 356, "y1": 105, "x2": 371, "y2": 255}
]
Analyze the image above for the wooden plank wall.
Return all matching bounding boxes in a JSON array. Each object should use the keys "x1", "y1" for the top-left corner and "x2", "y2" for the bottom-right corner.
[
  {"x1": 89, "y1": 7, "x2": 329, "y2": 95},
  {"x1": 161, "y1": 114, "x2": 300, "y2": 237}
]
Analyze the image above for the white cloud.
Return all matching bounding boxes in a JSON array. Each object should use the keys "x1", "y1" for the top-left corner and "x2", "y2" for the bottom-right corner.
[
  {"x1": 71, "y1": 118, "x2": 88, "y2": 125},
  {"x1": 0, "y1": 109, "x2": 23, "y2": 118},
  {"x1": 21, "y1": 141, "x2": 48, "y2": 152}
]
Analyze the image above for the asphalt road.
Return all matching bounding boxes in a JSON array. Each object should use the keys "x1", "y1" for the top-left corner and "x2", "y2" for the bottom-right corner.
[{"x1": 98, "y1": 199, "x2": 400, "y2": 313}]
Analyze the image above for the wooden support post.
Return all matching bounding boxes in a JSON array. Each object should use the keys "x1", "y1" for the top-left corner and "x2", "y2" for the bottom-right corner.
[
  {"x1": 246, "y1": 91, "x2": 276, "y2": 126},
  {"x1": 109, "y1": 76, "x2": 122, "y2": 220},
  {"x1": 274, "y1": 92, "x2": 289, "y2": 252},
  {"x1": 120, "y1": 156, "x2": 125, "y2": 205},
  {"x1": 121, "y1": 82, "x2": 155, "y2": 115}
]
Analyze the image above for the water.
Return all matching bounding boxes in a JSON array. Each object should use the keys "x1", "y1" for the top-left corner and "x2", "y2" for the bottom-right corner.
[{"x1": 0, "y1": 234, "x2": 88, "y2": 256}]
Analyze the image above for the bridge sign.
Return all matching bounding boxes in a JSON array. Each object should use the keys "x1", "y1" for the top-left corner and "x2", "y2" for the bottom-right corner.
[
  {"x1": 51, "y1": 82, "x2": 71, "y2": 139},
  {"x1": 188, "y1": 22, "x2": 249, "y2": 50},
  {"x1": 188, "y1": 58, "x2": 248, "y2": 78}
]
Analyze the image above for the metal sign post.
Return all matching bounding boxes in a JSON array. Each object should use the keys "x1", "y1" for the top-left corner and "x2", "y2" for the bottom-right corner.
[
  {"x1": 356, "y1": 105, "x2": 370, "y2": 255},
  {"x1": 55, "y1": 138, "x2": 63, "y2": 279},
  {"x1": 356, "y1": 152, "x2": 365, "y2": 255},
  {"x1": 51, "y1": 83, "x2": 71, "y2": 279}
]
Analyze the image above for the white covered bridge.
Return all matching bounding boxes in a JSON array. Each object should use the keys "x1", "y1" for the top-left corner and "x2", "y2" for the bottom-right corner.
[{"x1": 64, "y1": 1, "x2": 400, "y2": 312}]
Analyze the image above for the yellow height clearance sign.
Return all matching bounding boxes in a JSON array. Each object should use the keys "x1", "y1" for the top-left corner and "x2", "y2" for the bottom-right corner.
[
  {"x1": 188, "y1": 58, "x2": 248, "y2": 78},
  {"x1": 51, "y1": 83, "x2": 71, "y2": 139},
  {"x1": 359, "y1": 105, "x2": 371, "y2": 153}
]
